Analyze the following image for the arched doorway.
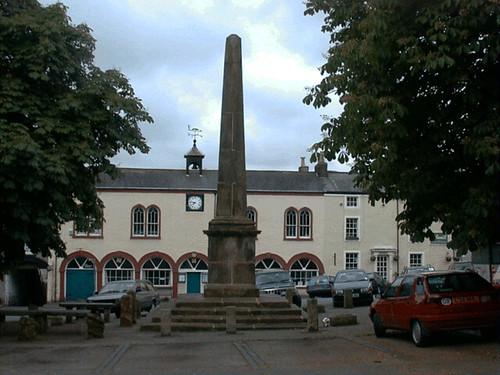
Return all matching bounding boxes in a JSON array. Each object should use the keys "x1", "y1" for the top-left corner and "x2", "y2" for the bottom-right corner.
[
  {"x1": 178, "y1": 256, "x2": 208, "y2": 294},
  {"x1": 66, "y1": 256, "x2": 96, "y2": 301}
]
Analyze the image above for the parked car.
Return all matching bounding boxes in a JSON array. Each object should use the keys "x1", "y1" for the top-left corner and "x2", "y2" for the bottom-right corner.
[
  {"x1": 332, "y1": 270, "x2": 373, "y2": 307},
  {"x1": 448, "y1": 261, "x2": 475, "y2": 272},
  {"x1": 256, "y1": 270, "x2": 302, "y2": 307},
  {"x1": 87, "y1": 280, "x2": 160, "y2": 318},
  {"x1": 306, "y1": 275, "x2": 335, "y2": 298},
  {"x1": 366, "y1": 272, "x2": 388, "y2": 295},
  {"x1": 369, "y1": 271, "x2": 500, "y2": 347},
  {"x1": 402, "y1": 264, "x2": 435, "y2": 275}
]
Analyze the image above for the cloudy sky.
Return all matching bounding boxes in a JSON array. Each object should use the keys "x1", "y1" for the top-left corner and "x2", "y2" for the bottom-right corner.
[{"x1": 41, "y1": 0, "x2": 346, "y2": 172}]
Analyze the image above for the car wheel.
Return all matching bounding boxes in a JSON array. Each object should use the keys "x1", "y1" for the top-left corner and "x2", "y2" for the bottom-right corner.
[
  {"x1": 411, "y1": 320, "x2": 428, "y2": 347},
  {"x1": 372, "y1": 313, "x2": 386, "y2": 337}
]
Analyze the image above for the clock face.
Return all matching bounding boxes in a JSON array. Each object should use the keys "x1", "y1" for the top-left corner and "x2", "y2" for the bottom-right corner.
[{"x1": 187, "y1": 195, "x2": 203, "y2": 211}]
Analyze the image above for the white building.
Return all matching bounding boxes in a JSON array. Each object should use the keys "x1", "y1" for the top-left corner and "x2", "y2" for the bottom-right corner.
[{"x1": 46, "y1": 144, "x2": 451, "y2": 302}]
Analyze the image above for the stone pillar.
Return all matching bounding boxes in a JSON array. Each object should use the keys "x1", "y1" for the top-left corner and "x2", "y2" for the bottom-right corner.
[
  {"x1": 160, "y1": 311, "x2": 172, "y2": 337},
  {"x1": 120, "y1": 294, "x2": 135, "y2": 327},
  {"x1": 226, "y1": 306, "x2": 237, "y2": 334},
  {"x1": 87, "y1": 313, "x2": 104, "y2": 338},
  {"x1": 285, "y1": 289, "x2": 294, "y2": 305},
  {"x1": 343, "y1": 289, "x2": 353, "y2": 308},
  {"x1": 307, "y1": 298, "x2": 318, "y2": 332},
  {"x1": 203, "y1": 35, "x2": 260, "y2": 299},
  {"x1": 18, "y1": 317, "x2": 38, "y2": 341}
]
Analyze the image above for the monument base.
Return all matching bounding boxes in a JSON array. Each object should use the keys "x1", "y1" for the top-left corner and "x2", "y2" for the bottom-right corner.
[{"x1": 204, "y1": 283, "x2": 259, "y2": 298}]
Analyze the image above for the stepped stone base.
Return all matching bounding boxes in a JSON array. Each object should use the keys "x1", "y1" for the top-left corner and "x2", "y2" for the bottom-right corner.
[{"x1": 141, "y1": 294, "x2": 306, "y2": 332}]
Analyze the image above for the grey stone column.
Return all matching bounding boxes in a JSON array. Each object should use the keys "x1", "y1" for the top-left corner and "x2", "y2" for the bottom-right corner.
[{"x1": 203, "y1": 35, "x2": 260, "y2": 299}]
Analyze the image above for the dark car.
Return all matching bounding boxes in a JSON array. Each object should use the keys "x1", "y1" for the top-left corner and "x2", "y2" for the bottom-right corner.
[
  {"x1": 402, "y1": 265, "x2": 435, "y2": 275},
  {"x1": 369, "y1": 271, "x2": 500, "y2": 347},
  {"x1": 256, "y1": 270, "x2": 302, "y2": 307},
  {"x1": 306, "y1": 275, "x2": 335, "y2": 298},
  {"x1": 366, "y1": 272, "x2": 388, "y2": 295},
  {"x1": 332, "y1": 269, "x2": 373, "y2": 307},
  {"x1": 448, "y1": 261, "x2": 475, "y2": 272},
  {"x1": 87, "y1": 280, "x2": 160, "y2": 318}
]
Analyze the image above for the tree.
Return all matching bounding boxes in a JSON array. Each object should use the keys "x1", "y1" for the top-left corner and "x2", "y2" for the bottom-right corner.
[
  {"x1": 304, "y1": 0, "x2": 500, "y2": 254},
  {"x1": 0, "y1": 0, "x2": 153, "y2": 270}
]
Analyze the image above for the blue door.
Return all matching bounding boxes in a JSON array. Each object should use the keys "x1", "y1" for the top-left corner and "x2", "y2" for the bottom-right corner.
[
  {"x1": 66, "y1": 270, "x2": 95, "y2": 301},
  {"x1": 186, "y1": 272, "x2": 201, "y2": 294}
]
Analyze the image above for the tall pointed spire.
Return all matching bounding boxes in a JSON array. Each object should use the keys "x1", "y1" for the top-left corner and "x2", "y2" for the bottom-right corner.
[
  {"x1": 204, "y1": 34, "x2": 259, "y2": 298},
  {"x1": 215, "y1": 34, "x2": 247, "y2": 219}
]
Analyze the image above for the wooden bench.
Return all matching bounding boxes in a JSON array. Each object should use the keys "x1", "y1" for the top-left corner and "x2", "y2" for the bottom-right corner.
[
  {"x1": 0, "y1": 306, "x2": 90, "y2": 338},
  {"x1": 59, "y1": 302, "x2": 115, "y2": 323}
]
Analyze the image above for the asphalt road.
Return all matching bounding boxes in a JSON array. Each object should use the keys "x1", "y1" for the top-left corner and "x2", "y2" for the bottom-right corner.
[{"x1": 0, "y1": 298, "x2": 498, "y2": 375}]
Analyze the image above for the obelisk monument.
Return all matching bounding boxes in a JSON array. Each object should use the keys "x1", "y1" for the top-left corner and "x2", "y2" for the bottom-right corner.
[{"x1": 203, "y1": 34, "x2": 260, "y2": 298}]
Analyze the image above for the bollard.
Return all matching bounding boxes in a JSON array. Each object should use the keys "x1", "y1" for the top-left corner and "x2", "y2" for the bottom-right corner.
[
  {"x1": 285, "y1": 289, "x2": 294, "y2": 305},
  {"x1": 343, "y1": 289, "x2": 353, "y2": 309},
  {"x1": 307, "y1": 298, "x2": 319, "y2": 332},
  {"x1": 120, "y1": 294, "x2": 134, "y2": 327},
  {"x1": 226, "y1": 306, "x2": 237, "y2": 334},
  {"x1": 160, "y1": 311, "x2": 172, "y2": 337}
]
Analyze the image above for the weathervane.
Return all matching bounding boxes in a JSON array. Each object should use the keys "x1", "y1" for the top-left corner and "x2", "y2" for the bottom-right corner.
[{"x1": 188, "y1": 125, "x2": 203, "y2": 145}]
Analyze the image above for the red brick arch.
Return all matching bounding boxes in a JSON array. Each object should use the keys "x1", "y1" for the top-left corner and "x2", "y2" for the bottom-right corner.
[
  {"x1": 286, "y1": 252, "x2": 325, "y2": 274},
  {"x1": 255, "y1": 252, "x2": 286, "y2": 269},
  {"x1": 59, "y1": 250, "x2": 101, "y2": 301}
]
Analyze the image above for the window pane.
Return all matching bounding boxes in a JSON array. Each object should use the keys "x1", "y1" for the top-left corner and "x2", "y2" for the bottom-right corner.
[
  {"x1": 299, "y1": 210, "x2": 311, "y2": 238},
  {"x1": 345, "y1": 252, "x2": 359, "y2": 270},
  {"x1": 285, "y1": 210, "x2": 297, "y2": 238},
  {"x1": 345, "y1": 217, "x2": 359, "y2": 240},
  {"x1": 147, "y1": 207, "x2": 159, "y2": 237},
  {"x1": 133, "y1": 207, "x2": 145, "y2": 236}
]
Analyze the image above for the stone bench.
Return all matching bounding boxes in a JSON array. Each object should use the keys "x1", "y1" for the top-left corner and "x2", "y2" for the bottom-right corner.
[
  {"x1": 59, "y1": 302, "x2": 115, "y2": 323},
  {"x1": 0, "y1": 306, "x2": 91, "y2": 338}
]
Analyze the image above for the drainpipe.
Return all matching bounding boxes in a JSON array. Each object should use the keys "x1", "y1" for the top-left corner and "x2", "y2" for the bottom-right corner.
[{"x1": 396, "y1": 199, "x2": 400, "y2": 276}]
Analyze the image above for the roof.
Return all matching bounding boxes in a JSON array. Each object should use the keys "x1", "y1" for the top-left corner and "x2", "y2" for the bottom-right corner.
[{"x1": 96, "y1": 168, "x2": 365, "y2": 194}]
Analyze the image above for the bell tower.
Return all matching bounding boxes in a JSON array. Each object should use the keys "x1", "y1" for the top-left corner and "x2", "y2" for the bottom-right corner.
[{"x1": 185, "y1": 127, "x2": 205, "y2": 175}]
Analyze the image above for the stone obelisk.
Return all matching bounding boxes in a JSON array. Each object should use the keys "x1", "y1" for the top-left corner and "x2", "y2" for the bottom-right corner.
[{"x1": 203, "y1": 34, "x2": 260, "y2": 298}]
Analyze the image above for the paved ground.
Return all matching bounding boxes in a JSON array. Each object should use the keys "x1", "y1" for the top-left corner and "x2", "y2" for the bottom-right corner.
[{"x1": 1, "y1": 298, "x2": 499, "y2": 375}]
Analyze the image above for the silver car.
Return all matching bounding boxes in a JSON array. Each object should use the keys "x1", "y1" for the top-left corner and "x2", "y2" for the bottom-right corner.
[{"x1": 87, "y1": 280, "x2": 159, "y2": 318}]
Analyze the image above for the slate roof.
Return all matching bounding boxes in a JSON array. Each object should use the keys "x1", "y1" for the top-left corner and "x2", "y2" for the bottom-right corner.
[{"x1": 97, "y1": 168, "x2": 365, "y2": 194}]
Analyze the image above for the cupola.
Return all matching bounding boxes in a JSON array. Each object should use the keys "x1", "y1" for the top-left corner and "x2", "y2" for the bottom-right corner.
[{"x1": 184, "y1": 139, "x2": 205, "y2": 175}]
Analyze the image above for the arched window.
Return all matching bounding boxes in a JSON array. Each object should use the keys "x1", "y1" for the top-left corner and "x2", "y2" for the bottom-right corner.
[
  {"x1": 255, "y1": 258, "x2": 283, "y2": 270},
  {"x1": 290, "y1": 258, "x2": 319, "y2": 286},
  {"x1": 246, "y1": 207, "x2": 257, "y2": 225},
  {"x1": 299, "y1": 209, "x2": 311, "y2": 239},
  {"x1": 285, "y1": 207, "x2": 312, "y2": 240},
  {"x1": 131, "y1": 205, "x2": 160, "y2": 238},
  {"x1": 104, "y1": 257, "x2": 134, "y2": 283},
  {"x1": 147, "y1": 206, "x2": 159, "y2": 237},
  {"x1": 285, "y1": 209, "x2": 297, "y2": 238},
  {"x1": 141, "y1": 257, "x2": 171, "y2": 287},
  {"x1": 132, "y1": 206, "x2": 145, "y2": 237},
  {"x1": 67, "y1": 256, "x2": 95, "y2": 270}
]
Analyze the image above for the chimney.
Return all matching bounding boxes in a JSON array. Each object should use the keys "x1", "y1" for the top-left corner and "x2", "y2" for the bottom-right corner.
[
  {"x1": 298, "y1": 157, "x2": 309, "y2": 173},
  {"x1": 314, "y1": 152, "x2": 328, "y2": 177}
]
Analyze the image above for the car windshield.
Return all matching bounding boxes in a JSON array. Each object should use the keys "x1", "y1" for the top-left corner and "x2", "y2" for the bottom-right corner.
[
  {"x1": 427, "y1": 273, "x2": 492, "y2": 293},
  {"x1": 336, "y1": 271, "x2": 368, "y2": 282},
  {"x1": 99, "y1": 282, "x2": 135, "y2": 294},
  {"x1": 407, "y1": 266, "x2": 434, "y2": 274},
  {"x1": 256, "y1": 272, "x2": 291, "y2": 286}
]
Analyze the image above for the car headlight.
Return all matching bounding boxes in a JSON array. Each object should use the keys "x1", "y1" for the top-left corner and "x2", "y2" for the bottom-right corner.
[{"x1": 335, "y1": 289, "x2": 344, "y2": 295}]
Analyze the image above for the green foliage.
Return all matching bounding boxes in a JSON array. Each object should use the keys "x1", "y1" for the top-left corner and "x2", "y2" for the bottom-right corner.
[
  {"x1": 0, "y1": 0, "x2": 153, "y2": 269},
  {"x1": 304, "y1": 0, "x2": 500, "y2": 254}
]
